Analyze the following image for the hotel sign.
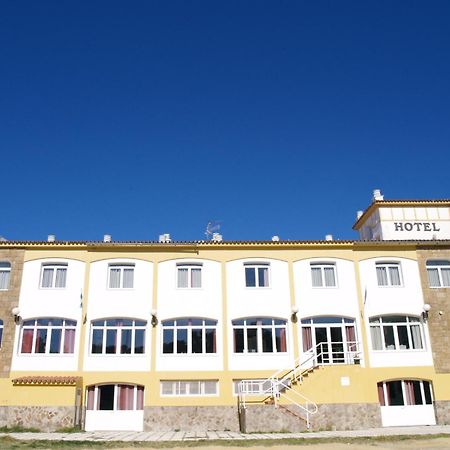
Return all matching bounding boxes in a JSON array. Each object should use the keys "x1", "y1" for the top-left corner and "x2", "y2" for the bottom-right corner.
[{"x1": 394, "y1": 222, "x2": 440, "y2": 232}]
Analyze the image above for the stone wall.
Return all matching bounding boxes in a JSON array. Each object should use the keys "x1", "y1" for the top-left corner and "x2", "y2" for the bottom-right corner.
[
  {"x1": 435, "y1": 401, "x2": 450, "y2": 425},
  {"x1": 0, "y1": 249, "x2": 25, "y2": 377},
  {"x1": 243, "y1": 402, "x2": 382, "y2": 432},
  {"x1": 144, "y1": 406, "x2": 239, "y2": 432},
  {"x1": 416, "y1": 247, "x2": 450, "y2": 373},
  {"x1": 0, "y1": 405, "x2": 76, "y2": 431}
]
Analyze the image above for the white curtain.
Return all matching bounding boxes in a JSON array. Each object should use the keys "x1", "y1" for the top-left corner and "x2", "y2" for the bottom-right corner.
[
  {"x1": 441, "y1": 268, "x2": 450, "y2": 287},
  {"x1": 324, "y1": 267, "x2": 336, "y2": 286},
  {"x1": 410, "y1": 324, "x2": 423, "y2": 349},
  {"x1": 109, "y1": 268, "x2": 121, "y2": 288},
  {"x1": 191, "y1": 268, "x2": 201, "y2": 288},
  {"x1": 55, "y1": 268, "x2": 67, "y2": 288},
  {"x1": 177, "y1": 268, "x2": 188, "y2": 288},
  {"x1": 376, "y1": 266, "x2": 388, "y2": 286},
  {"x1": 389, "y1": 266, "x2": 401, "y2": 285},
  {"x1": 311, "y1": 267, "x2": 322, "y2": 287},
  {"x1": 370, "y1": 326, "x2": 383, "y2": 350},
  {"x1": 42, "y1": 268, "x2": 53, "y2": 288},
  {"x1": 123, "y1": 268, "x2": 134, "y2": 288},
  {"x1": 0, "y1": 271, "x2": 10, "y2": 290},
  {"x1": 427, "y1": 268, "x2": 440, "y2": 287}
]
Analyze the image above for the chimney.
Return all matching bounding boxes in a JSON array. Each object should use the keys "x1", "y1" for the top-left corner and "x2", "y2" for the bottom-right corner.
[
  {"x1": 356, "y1": 210, "x2": 364, "y2": 220},
  {"x1": 212, "y1": 233, "x2": 223, "y2": 242},
  {"x1": 271, "y1": 235, "x2": 280, "y2": 242},
  {"x1": 373, "y1": 189, "x2": 384, "y2": 201},
  {"x1": 103, "y1": 234, "x2": 112, "y2": 243},
  {"x1": 159, "y1": 233, "x2": 171, "y2": 243},
  {"x1": 325, "y1": 234, "x2": 333, "y2": 241},
  {"x1": 47, "y1": 234, "x2": 56, "y2": 242}
]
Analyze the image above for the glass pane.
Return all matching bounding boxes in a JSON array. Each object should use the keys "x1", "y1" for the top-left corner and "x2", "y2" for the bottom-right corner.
[
  {"x1": 324, "y1": 267, "x2": 336, "y2": 286},
  {"x1": 397, "y1": 326, "x2": 410, "y2": 349},
  {"x1": 134, "y1": 320, "x2": 146, "y2": 327},
  {"x1": 189, "y1": 381, "x2": 200, "y2": 395},
  {"x1": 191, "y1": 268, "x2": 201, "y2": 288},
  {"x1": 383, "y1": 326, "x2": 396, "y2": 349},
  {"x1": 176, "y1": 329, "x2": 188, "y2": 353},
  {"x1": 163, "y1": 329, "x2": 174, "y2": 353},
  {"x1": 234, "y1": 329, "x2": 244, "y2": 353},
  {"x1": 245, "y1": 267, "x2": 256, "y2": 287},
  {"x1": 258, "y1": 267, "x2": 268, "y2": 287},
  {"x1": 205, "y1": 329, "x2": 216, "y2": 353},
  {"x1": 192, "y1": 329, "x2": 203, "y2": 353},
  {"x1": 370, "y1": 326, "x2": 383, "y2": 350},
  {"x1": 161, "y1": 382, "x2": 173, "y2": 395},
  {"x1": 389, "y1": 266, "x2": 401, "y2": 285},
  {"x1": 123, "y1": 269, "x2": 134, "y2": 288},
  {"x1": 0, "y1": 270, "x2": 10, "y2": 289},
  {"x1": 42, "y1": 268, "x2": 53, "y2": 288},
  {"x1": 21, "y1": 329, "x2": 34, "y2": 353},
  {"x1": 55, "y1": 268, "x2": 67, "y2": 288},
  {"x1": 177, "y1": 268, "x2": 188, "y2": 288},
  {"x1": 442, "y1": 268, "x2": 450, "y2": 287},
  {"x1": 262, "y1": 328, "x2": 273, "y2": 352},
  {"x1": 98, "y1": 385, "x2": 115, "y2": 410},
  {"x1": 376, "y1": 266, "x2": 388, "y2": 286},
  {"x1": 275, "y1": 328, "x2": 287, "y2": 352},
  {"x1": 410, "y1": 325, "x2": 423, "y2": 349},
  {"x1": 190, "y1": 319, "x2": 202, "y2": 326},
  {"x1": 423, "y1": 381, "x2": 432, "y2": 404},
  {"x1": 204, "y1": 381, "x2": 217, "y2": 395},
  {"x1": 247, "y1": 328, "x2": 258, "y2": 353},
  {"x1": 92, "y1": 329, "x2": 103, "y2": 353},
  {"x1": 387, "y1": 381, "x2": 404, "y2": 406},
  {"x1": 134, "y1": 329, "x2": 145, "y2": 354},
  {"x1": 109, "y1": 268, "x2": 121, "y2": 288},
  {"x1": 427, "y1": 268, "x2": 440, "y2": 287},
  {"x1": 121, "y1": 329, "x2": 132, "y2": 354},
  {"x1": 105, "y1": 329, "x2": 117, "y2": 354},
  {"x1": 311, "y1": 267, "x2": 322, "y2": 287},
  {"x1": 50, "y1": 329, "x2": 62, "y2": 353},
  {"x1": 412, "y1": 380, "x2": 422, "y2": 405},
  {"x1": 34, "y1": 328, "x2": 47, "y2": 353}
]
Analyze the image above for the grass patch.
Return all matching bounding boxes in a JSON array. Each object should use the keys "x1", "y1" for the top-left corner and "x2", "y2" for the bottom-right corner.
[
  {"x1": 55, "y1": 425, "x2": 83, "y2": 433},
  {"x1": 0, "y1": 425, "x2": 41, "y2": 433}
]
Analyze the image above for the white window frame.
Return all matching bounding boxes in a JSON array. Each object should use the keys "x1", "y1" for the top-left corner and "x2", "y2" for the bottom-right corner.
[
  {"x1": 86, "y1": 384, "x2": 144, "y2": 411},
  {"x1": 161, "y1": 318, "x2": 217, "y2": 355},
  {"x1": 160, "y1": 380, "x2": 218, "y2": 397},
  {"x1": 244, "y1": 263, "x2": 270, "y2": 288},
  {"x1": 0, "y1": 262, "x2": 11, "y2": 290},
  {"x1": 378, "y1": 379, "x2": 433, "y2": 406},
  {"x1": 426, "y1": 260, "x2": 450, "y2": 288},
  {"x1": 369, "y1": 315, "x2": 424, "y2": 351},
  {"x1": 107, "y1": 264, "x2": 135, "y2": 289},
  {"x1": 40, "y1": 263, "x2": 68, "y2": 289},
  {"x1": 232, "y1": 318, "x2": 287, "y2": 354},
  {"x1": 375, "y1": 262, "x2": 403, "y2": 287},
  {"x1": 176, "y1": 263, "x2": 202, "y2": 289},
  {"x1": 19, "y1": 318, "x2": 76, "y2": 355},
  {"x1": 90, "y1": 318, "x2": 146, "y2": 355},
  {"x1": 310, "y1": 263, "x2": 337, "y2": 288}
]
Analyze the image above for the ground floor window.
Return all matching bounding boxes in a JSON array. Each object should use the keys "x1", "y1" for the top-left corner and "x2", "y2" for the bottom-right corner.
[
  {"x1": 160, "y1": 380, "x2": 218, "y2": 396},
  {"x1": 377, "y1": 380, "x2": 433, "y2": 406},
  {"x1": 233, "y1": 379, "x2": 271, "y2": 395},
  {"x1": 86, "y1": 384, "x2": 144, "y2": 410}
]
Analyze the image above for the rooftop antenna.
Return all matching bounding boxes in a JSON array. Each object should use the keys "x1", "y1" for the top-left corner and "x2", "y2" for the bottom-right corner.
[{"x1": 205, "y1": 220, "x2": 222, "y2": 240}]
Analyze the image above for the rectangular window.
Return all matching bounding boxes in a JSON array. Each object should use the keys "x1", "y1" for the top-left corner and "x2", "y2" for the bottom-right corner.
[
  {"x1": 376, "y1": 263, "x2": 402, "y2": 287},
  {"x1": 426, "y1": 261, "x2": 450, "y2": 288},
  {"x1": 176, "y1": 263, "x2": 202, "y2": 288},
  {"x1": 108, "y1": 264, "x2": 134, "y2": 289},
  {"x1": 0, "y1": 262, "x2": 11, "y2": 290},
  {"x1": 244, "y1": 264, "x2": 269, "y2": 287},
  {"x1": 160, "y1": 380, "x2": 218, "y2": 396},
  {"x1": 310, "y1": 263, "x2": 337, "y2": 287},
  {"x1": 40, "y1": 264, "x2": 68, "y2": 289}
]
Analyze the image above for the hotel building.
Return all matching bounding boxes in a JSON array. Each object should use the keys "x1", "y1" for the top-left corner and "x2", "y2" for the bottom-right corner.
[{"x1": 0, "y1": 190, "x2": 449, "y2": 432}]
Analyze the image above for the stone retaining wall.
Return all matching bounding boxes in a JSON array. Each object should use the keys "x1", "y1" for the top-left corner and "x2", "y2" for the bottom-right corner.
[{"x1": 435, "y1": 401, "x2": 450, "y2": 425}]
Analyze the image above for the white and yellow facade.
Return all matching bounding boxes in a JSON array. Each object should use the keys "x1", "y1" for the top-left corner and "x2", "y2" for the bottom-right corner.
[{"x1": 0, "y1": 192, "x2": 449, "y2": 432}]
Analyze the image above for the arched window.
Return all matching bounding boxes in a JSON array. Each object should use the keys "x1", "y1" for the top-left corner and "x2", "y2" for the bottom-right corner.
[
  {"x1": 232, "y1": 318, "x2": 287, "y2": 354},
  {"x1": 426, "y1": 260, "x2": 450, "y2": 287},
  {"x1": 162, "y1": 318, "x2": 217, "y2": 354},
  {"x1": 377, "y1": 380, "x2": 433, "y2": 406},
  {"x1": 0, "y1": 262, "x2": 11, "y2": 290},
  {"x1": 86, "y1": 384, "x2": 144, "y2": 411},
  {"x1": 20, "y1": 318, "x2": 76, "y2": 354},
  {"x1": 90, "y1": 319, "x2": 146, "y2": 355},
  {"x1": 369, "y1": 315, "x2": 423, "y2": 351}
]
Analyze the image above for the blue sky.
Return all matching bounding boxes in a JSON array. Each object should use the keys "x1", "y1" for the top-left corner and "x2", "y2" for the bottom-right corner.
[{"x1": 1, "y1": 1, "x2": 449, "y2": 242}]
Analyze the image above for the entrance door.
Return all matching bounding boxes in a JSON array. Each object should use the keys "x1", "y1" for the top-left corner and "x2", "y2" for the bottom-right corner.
[{"x1": 315, "y1": 326, "x2": 344, "y2": 364}]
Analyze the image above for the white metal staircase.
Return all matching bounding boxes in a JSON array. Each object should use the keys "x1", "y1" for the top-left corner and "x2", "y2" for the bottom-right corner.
[{"x1": 237, "y1": 341, "x2": 361, "y2": 430}]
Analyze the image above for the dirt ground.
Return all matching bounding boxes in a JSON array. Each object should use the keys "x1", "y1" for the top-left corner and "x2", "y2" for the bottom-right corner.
[{"x1": 110, "y1": 437, "x2": 450, "y2": 450}]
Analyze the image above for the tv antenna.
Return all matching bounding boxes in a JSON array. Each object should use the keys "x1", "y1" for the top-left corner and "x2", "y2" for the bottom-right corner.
[{"x1": 205, "y1": 220, "x2": 222, "y2": 240}]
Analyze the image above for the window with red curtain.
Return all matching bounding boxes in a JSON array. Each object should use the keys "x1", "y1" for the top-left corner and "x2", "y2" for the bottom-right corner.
[{"x1": 302, "y1": 327, "x2": 312, "y2": 352}]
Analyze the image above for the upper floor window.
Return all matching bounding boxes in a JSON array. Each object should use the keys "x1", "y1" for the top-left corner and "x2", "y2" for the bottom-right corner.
[
  {"x1": 108, "y1": 264, "x2": 134, "y2": 289},
  {"x1": 87, "y1": 384, "x2": 144, "y2": 411},
  {"x1": 161, "y1": 380, "x2": 218, "y2": 396},
  {"x1": 177, "y1": 263, "x2": 202, "y2": 288},
  {"x1": 244, "y1": 263, "x2": 269, "y2": 287},
  {"x1": 162, "y1": 318, "x2": 217, "y2": 354},
  {"x1": 377, "y1": 380, "x2": 433, "y2": 406},
  {"x1": 369, "y1": 315, "x2": 423, "y2": 351},
  {"x1": 40, "y1": 263, "x2": 67, "y2": 289},
  {"x1": 232, "y1": 318, "x2": 287, "y2": 354},
  {"x1": 91, "y1": 318, "x2": 146, "y2": 355},
  {"x1": 376, "y1": 262, "x2": 402, "y2": 287},
  {"x1": 426, "y1": 260, "x2": 450, "y2": 288},
  {"x1": 310, "y1": 263, "x2": 337, "y2": 287},
  {"x1": 20, "y1": 318, "x2": 76, "y2": 354},
  {"x1": 0, "y1": 319, "x2": 3, "y2": 347},
  {"x1": 0, "y1": 262, "x2": 11, "y2": 290}
]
